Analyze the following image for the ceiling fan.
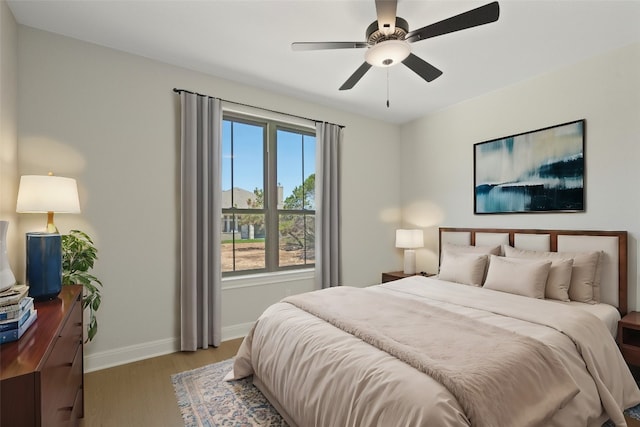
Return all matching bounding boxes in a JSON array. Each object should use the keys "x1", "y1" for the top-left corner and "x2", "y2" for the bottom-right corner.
[{"x1": 292, "y1": 1, "x2": 500, "y2": 91}]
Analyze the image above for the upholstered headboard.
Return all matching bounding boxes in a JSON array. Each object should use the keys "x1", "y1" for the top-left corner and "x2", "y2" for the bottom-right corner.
[{"x1": 439, "y1": 228, "x2": 628, "y2": 315}]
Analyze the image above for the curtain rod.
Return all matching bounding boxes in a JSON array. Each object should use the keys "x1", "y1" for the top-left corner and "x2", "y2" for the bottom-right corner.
[{"x1": 173, "y1": 88, "x2": 344, "y2": 129}]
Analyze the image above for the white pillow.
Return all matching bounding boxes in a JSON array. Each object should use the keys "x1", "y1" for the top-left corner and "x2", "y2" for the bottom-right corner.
[
  {"x1": 542, "y1": 258, "x2": 573, "y2": 301},
  {"x1": 441, "y1": 244, "x2": 501, "y2": 283},
  {"x1": 483, "y1": 255, "x2": 552, "y2": 299},
  {"x1": 438, "y1": 252, "x2": 488, "y2": 287},
  {"x1": 503, "y1": 246, "x2": 601, "y2": 304},
  {"x1": 502, "y1": 246, "x2": 573, "y2": 301}
]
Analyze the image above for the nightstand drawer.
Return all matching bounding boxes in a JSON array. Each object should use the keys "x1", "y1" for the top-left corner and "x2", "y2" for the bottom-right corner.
[
  {"x1": 618, "y1": 311, "x2": 640, "y2": 366},
  {"x1": 621, "y1": 344, "x2": 640, "y2": 366}
]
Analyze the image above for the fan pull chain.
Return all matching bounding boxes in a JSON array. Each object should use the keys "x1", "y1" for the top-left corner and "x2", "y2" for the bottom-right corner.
[{"x1": 386, "y1": 68, "x2": 390, "y2": 108}]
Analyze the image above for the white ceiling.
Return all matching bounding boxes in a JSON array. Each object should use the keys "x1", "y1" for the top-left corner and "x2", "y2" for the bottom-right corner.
[{"x1": 7, "y1": 0, "x2": 640, "y2": 124}]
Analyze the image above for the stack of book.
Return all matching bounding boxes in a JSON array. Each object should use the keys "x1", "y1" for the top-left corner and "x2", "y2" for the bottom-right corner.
[{"x1": 0, "y1": 284, "x2": 37, "y2": 344}]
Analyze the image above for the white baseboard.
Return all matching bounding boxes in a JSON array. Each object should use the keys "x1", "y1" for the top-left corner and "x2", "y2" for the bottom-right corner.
[
  {"x1": 222, "y1": 321, "x2": 254, "y2": 341},
  {"x1": 84, "y1": 322, "x2": 254, "y2": 373},
  {"x1": 84, "y1": 337, "x2": 179, "y2": 373}
]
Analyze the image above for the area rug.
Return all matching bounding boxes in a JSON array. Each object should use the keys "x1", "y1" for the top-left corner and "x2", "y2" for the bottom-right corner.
[
  {"x1": 604, "y1": 404, "x2": 640, "y2": 427},
  {"x1": 172, "y1": 358, "x2": 640, "y2": 427},
  {"x1": 171, "y1": 358, "x2": 287, "y2": 426}
]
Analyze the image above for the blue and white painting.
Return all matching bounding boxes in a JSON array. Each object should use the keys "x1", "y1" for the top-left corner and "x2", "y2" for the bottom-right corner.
[{"x1": 474, "y1": 120, "x2": 584, "y2": 214}]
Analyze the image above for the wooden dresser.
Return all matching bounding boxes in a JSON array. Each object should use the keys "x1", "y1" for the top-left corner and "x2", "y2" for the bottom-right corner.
[{"x1": 0, "y1": 285, "x2": 84, "y2": 427}]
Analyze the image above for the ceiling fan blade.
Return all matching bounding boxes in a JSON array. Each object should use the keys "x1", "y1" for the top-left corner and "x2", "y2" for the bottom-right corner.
[
  {"x1": 402, "y1": 53, "x2": 443, "y2": 82},
  {"x1": 339, "y1": 62, "x2": 372, "y2": 91},
  {"x1": 405, "y1": 1, "x2": 500, "y2": 43},
  {"x1": 292, "y1": 42, "x2": 368, "y2": 51},
  {"x1": 375, "y1": 0, "x2": 398, "y2": 34}
]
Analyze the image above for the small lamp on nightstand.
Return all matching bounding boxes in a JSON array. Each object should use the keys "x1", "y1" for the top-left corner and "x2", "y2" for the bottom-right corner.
[
  {"x1": 395, "y1": 229, "x2": 424, "y2": 275},
  {"x1": 16, "y1": 173, "x2": 81, "y2": 300}
]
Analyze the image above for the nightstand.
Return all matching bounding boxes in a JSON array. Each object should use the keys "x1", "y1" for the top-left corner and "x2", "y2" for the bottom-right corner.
[
  {"x1": 618, "y1": 312, "x2": 640, "y2": 366},
  {"x1": 381, "y1": 271, "x2": 434, "y2": 283}
]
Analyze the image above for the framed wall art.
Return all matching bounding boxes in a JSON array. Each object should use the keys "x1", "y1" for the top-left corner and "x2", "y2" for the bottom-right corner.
[{"x1": 474, "y1": 119, "x2": 585, "y2": 214}]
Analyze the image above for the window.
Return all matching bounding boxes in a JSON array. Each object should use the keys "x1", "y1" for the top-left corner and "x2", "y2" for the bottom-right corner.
[{"x1": 221, "y1": 114, "x2": 315, "y2": 275}]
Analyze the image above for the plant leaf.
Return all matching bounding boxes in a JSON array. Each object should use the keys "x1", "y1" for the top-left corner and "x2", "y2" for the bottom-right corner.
[{"x1": 62, "y1": 229, "x2": 102, "y2": 342}]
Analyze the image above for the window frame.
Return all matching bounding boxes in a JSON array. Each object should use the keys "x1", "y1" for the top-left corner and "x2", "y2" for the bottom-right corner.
[{"x1": 222, "y1": 112, "x2": 316, "y2": 277}]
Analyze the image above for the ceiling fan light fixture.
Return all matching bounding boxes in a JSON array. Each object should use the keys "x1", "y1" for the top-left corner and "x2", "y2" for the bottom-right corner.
[{"x1": 365, "y1": 40, "x2": 410, "y2": 67}]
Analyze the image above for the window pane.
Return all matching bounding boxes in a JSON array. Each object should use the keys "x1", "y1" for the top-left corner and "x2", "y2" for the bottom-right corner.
[
  {"x1": 279, "y1": 213, "x2": 315, "y2": 267},
  {"x1": 303, "y1": 135, "x2": 316, "y2": 210},
  {"x1": 221, "y1": 213, "x2": 266, "y2": 272},
  {"x1": 277, "y1": 130, "x2": 315, "y2": 210},
  {"x1": 222, "y1": 120, "x2": 232, "y2": 207},
  {"x1": 222, "y1": 120, "x2": 264, "y2": 209},
  {"x1": 277, "y1": 130, "x2": 302, "y2": 209}
]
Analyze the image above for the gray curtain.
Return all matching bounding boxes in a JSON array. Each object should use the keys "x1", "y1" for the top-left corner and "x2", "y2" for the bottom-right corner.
[
  {"x1": 315, "y1": 122, "x2": 342, "y2": 288},
  {"x1": 179, "y1": 92, "x2": 222, "y2": 350}
]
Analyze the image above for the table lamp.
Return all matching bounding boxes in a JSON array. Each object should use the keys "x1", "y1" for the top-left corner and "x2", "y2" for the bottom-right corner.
[
  {"x1": 16, "y1": 173, "x2": 80, "y2": 300},
  {"x1": 395, "y1": 229, "x2": 424, "y2": 275}
]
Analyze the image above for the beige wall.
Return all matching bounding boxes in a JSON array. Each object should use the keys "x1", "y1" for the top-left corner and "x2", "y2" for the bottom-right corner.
[
  {"x1": 0, "y1": 0, "x2": 18, "y2": 274},
  {"x1": 400, "y1": 43, "x2": 640, "y2": 309},
  {"x1": 16, "y1": 26, "x2": 403, "y2": 370}
]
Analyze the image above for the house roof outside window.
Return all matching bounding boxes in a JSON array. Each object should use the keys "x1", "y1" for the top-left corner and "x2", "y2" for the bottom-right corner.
[{"x1": 222, "y1": 187, "x2": 283, "y2": 209}]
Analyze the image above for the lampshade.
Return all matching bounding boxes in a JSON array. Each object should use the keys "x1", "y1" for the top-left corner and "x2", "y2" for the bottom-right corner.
[
  {"x1": 17, "y1": 175, "x2": 81, "y2": 214},
  {"x1": 395, "y1": 229, "x2": 424, "y2": 249},
  {"x1": 17, "y1": 174, "x2": 81, "y2": 234},
  {"x1": 365, "y1": 40, "x2": 411, "y2": 67}
]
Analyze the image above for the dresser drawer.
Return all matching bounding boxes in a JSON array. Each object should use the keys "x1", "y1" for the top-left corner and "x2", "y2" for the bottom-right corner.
[
  {"x1": 68, "y1": 387, "x2": 83, "y2": 427},
  {"x1": 41, "y1": 298, "x2": 83, "y2": 427},
  {"x1": 69, "y1": 342, "x2": 84, "y2": 402},
  {"x1": 43, "y1": 344, "x2": 83, "y2": 426},
  {"x1": 59, "y1": 302, "x2": 83, "y2": 352}
]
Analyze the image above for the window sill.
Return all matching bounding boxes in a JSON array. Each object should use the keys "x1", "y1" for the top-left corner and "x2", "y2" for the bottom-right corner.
[{"x1": 222, "y1": 268, "x2": 314, "y2": 290}]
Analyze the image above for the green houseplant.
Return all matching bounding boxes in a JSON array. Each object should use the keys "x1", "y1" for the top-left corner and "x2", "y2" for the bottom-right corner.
[{"x1": 61, "y1": 230, "x2": 102, "y2": 342}]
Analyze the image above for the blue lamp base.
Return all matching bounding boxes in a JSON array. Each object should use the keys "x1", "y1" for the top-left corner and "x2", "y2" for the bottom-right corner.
[{"x1": 26, "y1": 232, "x2": 62, "y2": 301}]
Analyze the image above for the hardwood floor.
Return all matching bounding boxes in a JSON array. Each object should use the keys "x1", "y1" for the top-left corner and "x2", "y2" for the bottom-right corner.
[
  {"x1": 79, "y1": 338, "x2": 243, "y2": 427},
  {"x1": 79, "y1": 336, "x2": 640, "y2": 426}
]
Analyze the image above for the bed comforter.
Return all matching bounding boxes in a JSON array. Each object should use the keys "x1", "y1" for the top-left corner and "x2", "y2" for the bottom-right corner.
[{"x1": 228, "y1": 276, "x2": 640, "y2": 427}]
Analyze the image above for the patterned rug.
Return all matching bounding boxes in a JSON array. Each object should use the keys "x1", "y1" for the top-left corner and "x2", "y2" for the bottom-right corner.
[
  {"x1": 171, "y1": 358, "x2": 286, "y2": 426},
  {"x1": 604, "y1": 369, "x2": 640, "y2": 426},
  {"x1": 604, "y1": 404, "x2": 640, "y2": 427},
  {"x1": 172, "y1": 358, "x2": 640, "y2": 427}
]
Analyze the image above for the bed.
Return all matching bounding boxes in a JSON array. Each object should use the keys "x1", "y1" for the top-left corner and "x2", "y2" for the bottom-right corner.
[{"x1": 227, "y1": 228, "x2": 640, "y2": 426}]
